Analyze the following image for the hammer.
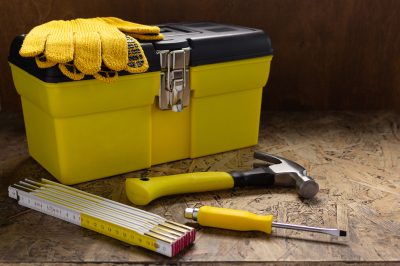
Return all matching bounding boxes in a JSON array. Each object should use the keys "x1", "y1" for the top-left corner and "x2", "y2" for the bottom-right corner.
[{"x1": 125, "y1": 151, "x2": 319, "y2": 205}]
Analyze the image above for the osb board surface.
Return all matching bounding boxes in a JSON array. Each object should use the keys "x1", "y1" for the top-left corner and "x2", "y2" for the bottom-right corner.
[{"x1": 0, "y1": 111, "x2": 399, "y2": 264}]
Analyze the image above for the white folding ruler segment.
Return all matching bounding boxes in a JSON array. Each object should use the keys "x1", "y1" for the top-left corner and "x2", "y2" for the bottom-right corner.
[{"x1": 8, "y1": 179, "x2": 195, "y2": 257}]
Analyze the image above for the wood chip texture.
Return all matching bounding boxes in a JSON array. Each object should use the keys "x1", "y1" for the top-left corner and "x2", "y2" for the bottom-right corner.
[{"x1": 0, "y1": 111, "x2": 399, "y2": 265}]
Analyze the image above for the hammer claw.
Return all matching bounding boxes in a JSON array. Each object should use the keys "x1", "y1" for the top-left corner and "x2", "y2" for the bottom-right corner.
[{"x1": 253, "y1": 151, "x2": 283, "y2": 165}]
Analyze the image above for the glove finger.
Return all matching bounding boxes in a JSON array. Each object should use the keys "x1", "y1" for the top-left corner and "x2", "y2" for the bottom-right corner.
[
  {"x1": 74, "y1": 32, "x2": 102, "y2": 75},
  {"x1": 128, "y1": 32, "x2": 164, "y2": 41},
  {"x1": 93, "y1": 71, "x2": 118, "y2": 83},
  {"x1": 100, "y1": 17, "x2": 160, "y2": 34},
  {"x1": 19, "y1": 26, "x2": 49, "y2": 57},
  {"x1": 45, "y1": 31, "x2": 74, "y2": 63},
  {"x1": 125, "y1": 35, "x2": 149, "y2": 73},
  {"x1": 35, "y1": 55, "x2": 58, "y2": 68},
  {"x1": 59, "y1": 63, "x2": 85, "y2": 80},
  {"x1": 99, "y1": 31, "x2": 128, "y2": 71}
]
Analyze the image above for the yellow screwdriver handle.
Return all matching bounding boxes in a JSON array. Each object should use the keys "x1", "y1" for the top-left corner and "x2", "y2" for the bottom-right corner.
[
  {"x1": 125, "y1": 172, "x2": 234, "y2": 205},
  {"x1": 197, "y1": 206, "x2": 273, "y2": 234}
]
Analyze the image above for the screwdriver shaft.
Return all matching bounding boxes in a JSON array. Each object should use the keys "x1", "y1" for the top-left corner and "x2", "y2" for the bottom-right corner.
[{"x1": 272, "y1": 222, "x2": 346, "y2": 237}]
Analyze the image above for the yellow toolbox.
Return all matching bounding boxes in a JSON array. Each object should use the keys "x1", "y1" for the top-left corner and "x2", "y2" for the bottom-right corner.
[{"x1": 9, "y1": 22, "x2": 273, "y2": 184}]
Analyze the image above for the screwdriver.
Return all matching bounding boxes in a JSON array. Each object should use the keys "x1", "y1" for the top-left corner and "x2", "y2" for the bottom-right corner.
[{"x1": 184, "y1": 206, "x2": 347, "y2": 237}]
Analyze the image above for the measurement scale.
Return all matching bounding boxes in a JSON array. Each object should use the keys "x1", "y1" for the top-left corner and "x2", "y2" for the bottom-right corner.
[{"x1": 8, "y1": 178, "x2": 195, "y2": 257}]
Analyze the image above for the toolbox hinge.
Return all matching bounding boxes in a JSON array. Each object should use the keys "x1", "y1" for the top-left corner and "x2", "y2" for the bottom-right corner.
[{"x1": 157, "y1": 48, "x2": 191, "y2": 112}]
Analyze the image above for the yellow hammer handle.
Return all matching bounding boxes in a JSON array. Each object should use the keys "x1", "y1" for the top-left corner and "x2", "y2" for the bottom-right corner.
[
  {"x1": 197, "y1": 206, "x2": 273, "y2": 234},
  {"x1": 125, "y1": 172, "x2": 234, "y2": 205}
]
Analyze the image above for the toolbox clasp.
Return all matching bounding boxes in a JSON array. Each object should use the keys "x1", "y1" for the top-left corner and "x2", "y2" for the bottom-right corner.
[{"x1": 158, "y1": 48, "x2": 190, "y2": 112}]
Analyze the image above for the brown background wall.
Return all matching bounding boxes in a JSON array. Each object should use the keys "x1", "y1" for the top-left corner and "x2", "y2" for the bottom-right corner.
[{"x1": 1, "y1": 0, "x2": 399, "y2": 112}]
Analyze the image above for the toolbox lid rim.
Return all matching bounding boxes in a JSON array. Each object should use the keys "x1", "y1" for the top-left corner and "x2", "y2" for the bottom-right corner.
[{"x1": 9, "y1": 22, "x2": 273, "y2": 83}]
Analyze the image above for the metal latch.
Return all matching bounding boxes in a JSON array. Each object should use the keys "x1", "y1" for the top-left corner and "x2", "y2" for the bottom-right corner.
[{"x1": 158, "y1": 48, "x2": 190, "y2": 112}]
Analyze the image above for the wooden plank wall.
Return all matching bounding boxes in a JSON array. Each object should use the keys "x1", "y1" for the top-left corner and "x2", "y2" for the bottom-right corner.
[{"x1": 1, "y1": 0, "x2": 399, "y2": 111}]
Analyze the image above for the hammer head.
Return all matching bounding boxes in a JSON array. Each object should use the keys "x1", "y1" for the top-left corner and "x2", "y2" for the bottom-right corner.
[{"x1": 254, "y1": 151, "x2": 319, "y2": 199}]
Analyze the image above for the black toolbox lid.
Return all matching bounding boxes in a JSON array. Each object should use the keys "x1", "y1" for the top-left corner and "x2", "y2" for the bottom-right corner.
[
  {"x1": 9, "y1": 22, "x2": 272, "y2": 83},
  {"x1": 157, "y1": 22, "x2": 273, "y2": 66}
]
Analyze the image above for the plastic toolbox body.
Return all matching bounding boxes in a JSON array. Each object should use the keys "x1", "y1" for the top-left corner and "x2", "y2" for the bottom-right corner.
[{"x1": 9, "y1": 22, "x2": 273, "y2": 184}]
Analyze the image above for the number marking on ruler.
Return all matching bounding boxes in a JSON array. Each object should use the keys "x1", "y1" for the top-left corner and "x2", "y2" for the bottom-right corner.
[{"x1": 8, "y1": 181, "x2": 194, "y2": 257}]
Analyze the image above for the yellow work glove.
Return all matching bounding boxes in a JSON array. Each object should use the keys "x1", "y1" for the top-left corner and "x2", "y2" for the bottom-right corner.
[
  {"x1": 99, "y1": 17, "x2": 164, "y2": 41},
  {"x1": 19, "y1": 18, "x2": 156, "y2": 81}
]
